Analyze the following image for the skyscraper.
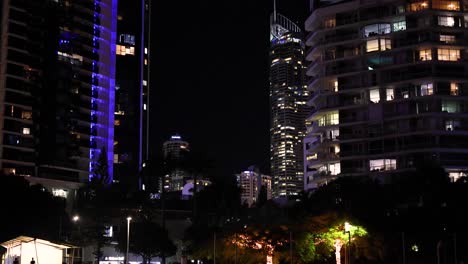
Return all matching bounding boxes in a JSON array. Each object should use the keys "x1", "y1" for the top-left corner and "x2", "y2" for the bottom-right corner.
[
  {"x1": 0, "y1": 0, "x2": 117, "y2": 183},
  {"x1": 270, "y1": 12, "x2": 310, "y2": 198},
  {"x1": 162, "y1": 134, "x2": 190, "y2": 191},
  {"x1": 113, "y1": 0, "x2": 151, "y2": 189},
  {"x1": 304, "y1": 0, "x2": 468, "y2": 190}
]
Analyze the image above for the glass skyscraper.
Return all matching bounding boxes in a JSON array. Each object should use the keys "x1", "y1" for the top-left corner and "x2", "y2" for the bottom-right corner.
[{"x1": 270, "y1": 13, "x2": 310, "y2": 198}]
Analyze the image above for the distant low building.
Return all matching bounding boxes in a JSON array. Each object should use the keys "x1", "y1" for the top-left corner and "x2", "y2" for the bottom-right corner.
[
  {"x1": 181, "y1": 178, "x2": 211, "y2": 199},
  {"x1": 236, "y1": 167, "x2": 272, "y2": 207}
]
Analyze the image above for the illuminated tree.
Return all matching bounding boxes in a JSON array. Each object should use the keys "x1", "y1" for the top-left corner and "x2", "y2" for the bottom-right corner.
[{"x1": 296, "y1": 213, "x2": 368, "y2": 264}]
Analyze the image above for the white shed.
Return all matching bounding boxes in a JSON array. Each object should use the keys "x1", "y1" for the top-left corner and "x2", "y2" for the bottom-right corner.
[{"x1": 1, "y1": 236, "x2": 75, "y2": 264}]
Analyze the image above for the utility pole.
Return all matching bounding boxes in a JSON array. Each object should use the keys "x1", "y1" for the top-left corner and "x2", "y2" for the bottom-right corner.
[
  {"x1": 453, "y1": 233, "x2": 457, "y2": 264},
  {"x1": 213, "y1": 232, "x2": 216, "y2": 264},
  {"x1": 402, "y1": 232, "x2": 406, "y2": 264},
  {"x1": 161, "y1": 173, "x2": 166, "y2": 264},
  {"x1": 290, "y1": 231, "x2": 293, "y2": 264},
  {"x1": 235, "y1": 233, "x2": 238, "y2": 264}
]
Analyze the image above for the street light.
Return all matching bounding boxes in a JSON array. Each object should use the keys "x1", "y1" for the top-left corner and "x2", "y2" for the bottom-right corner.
[
  {"x1": 126, "y1": 217, "x2": 132, "y2": 264},
  {"x1": 344, "y1": 222, "x2": 351, "y2": 264}
]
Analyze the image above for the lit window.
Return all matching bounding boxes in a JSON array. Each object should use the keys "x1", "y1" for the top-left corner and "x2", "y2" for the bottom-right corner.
[
  {"x1": 442, "y1": 100, "x2": 460, "y2": 113},
  {"x1": 329, "y1": 112, "x2": 339, "y2": 125},
  {"x1": 440, "y1": 34, "x2": 456, "y2": 43},
  {"x1": 366, "y1": 38, "x2": 391, "y2": 52},
  {"x1": 52, "y1": 188, "x2": 68, "y2": 198},
  {"x1": 449, "y1": 171, "x2": 465, "y2": 182},
  {"x1": 392, "y1": 21, "x2": 406, "y2": 31},
  {"x1": 143, "y1": 80, "x2": 147, "y2": 86},
  {"x1": 118, "y1": 34, "x2": 135, "y2": 45},
  {"x1": 104, "y1": 226, "x2": 113, "y2": 237},
  {"x1": 369, "y1": 89, "x2": 380, "y2": 103},
  {"x1": 437, "y1": 48, "x2": 460, "y2": 61},
  {"x1": 432, "y1": 0, "x2": 460, "y2": 10},
  {"x1": 324, "y1": 18, "x2": 336, "y2": 28},
  {"x1": 318, "y1": 112, "x2": 339, "y2": 126},
  {"x1": 116, "y1": 45, "x2": 135, "y2": 56},
  {"x1": 21, "y1": 111, "x2": 32, "y2": 120},
  {"x1": 380, "y1": 38, "x2": 392, "y2": 50},
  {"x1": 334, "y1": 81, "x2": 338, "y2": 92},
  {"x1": 114, "y1": 154, "x2": 119, "y2": 163},
  {"x1": 420, "y1": 83, "x2": 433, "y2": 96},
  {"x1": 364, "y1": 24, "x2": 391, "y2": 37},
  {"x1": 445, "y1": 120, "x2": 460, "y2": 131},
  {"x1": 370, "y1": 159, "x2": 396, "y2": 171},
  {"x1": 386, "y1": 88, "x2": 394, "y2": 101},
  {"x1": 419, "y1": 49, "x2": 432, "y2": 61},
  {"x1": 143, "y1": 103, "x2": 147, "y2": 110},
  {"x1": 366, "y1": 39, "x2": 379, "y2": 52},
  {"x1": 450, "y1": 83, "x2": 459, "y2": 95},
  {"x1": 144, "y1": 47, "x2": 148, "y2": 54},
  {"x1": 22, "y1": 128, "x2": 30, "y2": 135},
  {"x1": 407, "y1": 1, "x2": 428, "y2": 11},
  {"x1": 438, "y1": 16, "x2": 455, "y2": 27}
]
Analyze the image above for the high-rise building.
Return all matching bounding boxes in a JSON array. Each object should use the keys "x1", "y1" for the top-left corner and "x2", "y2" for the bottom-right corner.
[
  {"x1": 113, "y1": 0, "x2": 151, "y2": 188},
  {"x1": 0, "y1": 0, "x2": 116, "y2": 184},
  {"x1": 236, "y1": 167, "x2": 272, "y2": 207},
  {"x1": 270, "y1": 12, "x2": 310, "y2": 198},
  {"x1": 304, "y1": 0, "x2": 468, "y2": 190},
  {"x1": 162, "y1": 134, "x2": 190, "y2": 191}
]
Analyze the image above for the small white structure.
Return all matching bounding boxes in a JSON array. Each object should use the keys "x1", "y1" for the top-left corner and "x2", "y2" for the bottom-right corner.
[{"x1": 1, "y1": 236, "x2": 74, "y2": 264}]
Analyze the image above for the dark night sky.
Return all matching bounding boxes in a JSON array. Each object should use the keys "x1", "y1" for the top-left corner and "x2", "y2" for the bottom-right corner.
[{"x1": 150, "y1": 1, "x2": 309, "y2": 177}]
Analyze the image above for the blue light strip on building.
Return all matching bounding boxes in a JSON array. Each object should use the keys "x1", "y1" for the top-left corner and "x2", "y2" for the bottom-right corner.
[
  {"x1": 89, "y1": 0, "x2": 117, "y2": 183},
  {"x1": 90, "y1": 0, "x2": 100, "y2": 181}
]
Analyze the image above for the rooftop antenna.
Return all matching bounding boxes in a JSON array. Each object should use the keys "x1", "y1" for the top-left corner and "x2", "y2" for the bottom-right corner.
[{"x1": 273, "y1": 0, "x2": 277, "y2": 22}]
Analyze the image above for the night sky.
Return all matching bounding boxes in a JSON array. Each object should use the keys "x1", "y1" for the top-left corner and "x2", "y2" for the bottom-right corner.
[{"x1": 150, "y1": 1, "x2": 309, "y2": 177}]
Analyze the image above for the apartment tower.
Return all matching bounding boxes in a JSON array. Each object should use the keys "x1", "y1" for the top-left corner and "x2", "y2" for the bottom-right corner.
[
  {"x1": 304, "y1": 0, "x2": 468, "y2": 190},
  {"x1": 0, "y1": 0, "x2": 117, "y2": 183}
]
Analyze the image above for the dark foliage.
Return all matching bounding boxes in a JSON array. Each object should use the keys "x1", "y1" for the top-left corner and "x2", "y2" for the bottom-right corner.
[{"x1": 0, "y1": 176, "x2": 68, "y2": 242}]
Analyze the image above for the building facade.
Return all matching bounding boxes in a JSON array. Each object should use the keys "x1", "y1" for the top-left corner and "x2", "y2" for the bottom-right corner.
[
  {"x1": 113, "y1": 0, "x2": 151, "y2": 189},
  {"x1": 270, "y1": 13, "x2": 310, "y2": 198},
  {"x1": 0, "y1": 0, "x2": 117, "y2": 183},
  {"x1": 236, "y1": 168, "x2": 272, "y2": 207},
  {"x1": 304, "y1": 0, "x2": 468, "y2": 190}
]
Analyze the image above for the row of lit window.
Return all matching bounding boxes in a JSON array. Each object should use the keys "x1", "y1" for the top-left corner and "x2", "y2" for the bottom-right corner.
[
  {"x1": 419, "y1": 48, "x2": 461, "y2": 61},
  {"x1": 116, "y1": 45, "x2": 134, "y2": 56},
  {"x1": 408, "y1": 0, "x2": 459, "y2": 11},
  {"x1": 370, "y1": 83, "x2": 459, "y2": 103}
]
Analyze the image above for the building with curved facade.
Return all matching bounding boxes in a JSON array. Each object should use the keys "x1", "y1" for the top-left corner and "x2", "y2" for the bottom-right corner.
[
  {"x1": 162, "y1": 134, "x2": 190, "y2": 191},
  {"x1": 270, "y1": 13, "x2": 310, "y2": 198},
  {"x1": 0, "y1": 0, "x2": 117, "y2": 184},
  {"x1": 304, "y1": 0, "x2": 468, "y2": 190}
]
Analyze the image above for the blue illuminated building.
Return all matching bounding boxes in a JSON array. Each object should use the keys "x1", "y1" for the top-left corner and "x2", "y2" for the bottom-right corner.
[{"x1": 0, "y1": 0, "x2": 117, "y2": 184}]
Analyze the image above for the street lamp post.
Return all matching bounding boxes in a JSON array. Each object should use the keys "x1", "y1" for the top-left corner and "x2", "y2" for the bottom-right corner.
[
  {"x1": 126, "y1": 217, "x2": 132, "y2": 264},
  {"x1": 72, "y1": 215, "x2": 80, "y2": 233},
  {"x1": 344, "y1": 222, "x2": 351, "y2": 264}
]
